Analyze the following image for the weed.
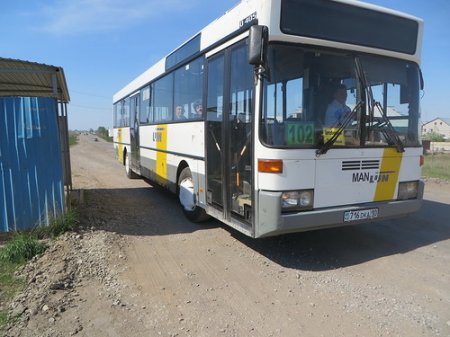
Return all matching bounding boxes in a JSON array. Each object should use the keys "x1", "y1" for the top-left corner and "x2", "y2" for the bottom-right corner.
[
  {"x1": 0, "y1": 312, "x2": 7, "y2": 329},
  {"x1": 33, "y1": 209, "x2": 79, "y2": 239},
  {"x1": 0, "y1": 259, "x2": 25, "y2": 331},
  {"x1": 69, "y1": 132, "x2": 79, "y2": 146},
  {"x1": 0, "y1": 210, "x2": 79, "y2": 332},
  {"x1": 0, "y1": 259, "x2": 25, "y2": 298},
  {"x1": 422, "y1": 153, "x2": 450, "y2": 181},
  {"x1": 0, "y1": 234, "x2": 46, "y2": 264}
]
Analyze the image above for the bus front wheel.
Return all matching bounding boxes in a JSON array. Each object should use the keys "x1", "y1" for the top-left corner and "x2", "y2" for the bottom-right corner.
[{"x1": 178, "y1": 167, "x2": 209, "y2": 222}]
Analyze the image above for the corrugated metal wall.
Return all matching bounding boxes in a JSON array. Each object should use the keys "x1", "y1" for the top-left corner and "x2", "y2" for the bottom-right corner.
[{"x1": 0, "y1": 96, "x2": 64, "y2": 232}]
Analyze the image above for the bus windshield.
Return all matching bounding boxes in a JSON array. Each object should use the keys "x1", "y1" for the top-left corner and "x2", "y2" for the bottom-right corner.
[{"x1": 260, "y1": 44, "x2": 421, "y2": 149}]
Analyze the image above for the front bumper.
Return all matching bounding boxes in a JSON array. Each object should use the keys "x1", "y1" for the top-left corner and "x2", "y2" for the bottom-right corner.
[{"x1": 256, "y1": 181, "x2": 424, "y2": 238}]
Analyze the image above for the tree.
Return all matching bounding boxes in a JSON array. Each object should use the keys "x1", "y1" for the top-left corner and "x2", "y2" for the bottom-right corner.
[
  {"x1": 422, "y1": 131, "x2": 446, "y2": 142},
  {"x1": 96, "y1": 126, "x2": 113, "y2": 142}
]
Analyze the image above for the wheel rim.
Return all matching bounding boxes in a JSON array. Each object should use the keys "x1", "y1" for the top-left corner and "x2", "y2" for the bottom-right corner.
[
  {"x1": 125, "y1": 153, "x2": 130, "y2": 174},
  {"x1": 179, "y1": 177, "x2": 196, "y2": 211}
]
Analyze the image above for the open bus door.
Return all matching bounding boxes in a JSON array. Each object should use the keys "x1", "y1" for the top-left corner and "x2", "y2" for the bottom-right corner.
[
  {"x1": 129, "y1": 93, "x2": 141, "y2": 175},
  {"x1": 205, "y1": 40, "x2": 254, "y2": 225}
]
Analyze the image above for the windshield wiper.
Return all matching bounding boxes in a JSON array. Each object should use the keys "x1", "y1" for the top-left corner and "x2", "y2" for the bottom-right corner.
[
  {"x1": 354, "y1": 57, "x2": 404, "y2": 153},
  {"x1": 370, "y1": 101, "x2": 404, "y2": 152},
  {"x1": 316, "y1": 101, "x2": 362, "y2": 156}
]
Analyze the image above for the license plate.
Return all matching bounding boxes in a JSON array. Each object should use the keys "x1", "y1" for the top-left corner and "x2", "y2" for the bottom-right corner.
[{"x1": 344, "y1": 208, "x2": 379, "y2": 222}]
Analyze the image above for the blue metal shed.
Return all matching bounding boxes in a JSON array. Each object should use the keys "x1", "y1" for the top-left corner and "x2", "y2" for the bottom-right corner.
[{"x1": 0, "y1": 58, "x2": 71, "y2": 232}]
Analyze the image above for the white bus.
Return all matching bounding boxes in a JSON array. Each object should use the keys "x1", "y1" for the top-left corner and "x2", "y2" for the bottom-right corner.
[{"x1": 113, "y1": 0, "x2": 424, "y2": 238}]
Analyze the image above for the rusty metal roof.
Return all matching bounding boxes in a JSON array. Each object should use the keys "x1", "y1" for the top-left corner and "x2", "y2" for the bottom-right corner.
[{"x1": 0, "y1": 57, "x2": 70, "y2": 103}]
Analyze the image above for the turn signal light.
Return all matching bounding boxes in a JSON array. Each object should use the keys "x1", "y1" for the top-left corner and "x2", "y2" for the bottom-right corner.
[
  {"x1": 258, "y1": 159, "x2": 283, "y2": 173},
  {"x1": 420, "y1": 155, "x2": 425, "y2": 167}
]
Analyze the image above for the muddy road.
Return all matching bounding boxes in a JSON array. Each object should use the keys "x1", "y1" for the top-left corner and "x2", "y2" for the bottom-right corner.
[{"x1": 8, "y1": 134, "x2": 450, "y2": 337}]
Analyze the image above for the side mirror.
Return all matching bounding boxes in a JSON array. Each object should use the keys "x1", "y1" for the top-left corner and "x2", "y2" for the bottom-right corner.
[{"x1": 248, "y1": 25, "x2": 269, "y2": 66}]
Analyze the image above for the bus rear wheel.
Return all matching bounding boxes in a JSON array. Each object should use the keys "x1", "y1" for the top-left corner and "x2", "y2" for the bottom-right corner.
[
  {"x1": 178, "y1": 167, "x2": 209, "y2": 222},
  {"x1": 125, "y1": 151, "x2": 139, "y2": 179}
]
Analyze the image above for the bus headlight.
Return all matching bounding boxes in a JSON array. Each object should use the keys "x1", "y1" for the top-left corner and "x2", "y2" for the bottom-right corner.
[
  {"x1": 281, "y1": 190, "x2": 314, "y2": 211},
  {"x1": 398, "y1": 181, "x2": 418, "y2": 200}
]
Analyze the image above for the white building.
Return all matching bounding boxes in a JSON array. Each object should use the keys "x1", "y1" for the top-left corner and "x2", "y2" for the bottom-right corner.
[{"x1": 422, "y1": 118, "x2": 450, "y2": 139}]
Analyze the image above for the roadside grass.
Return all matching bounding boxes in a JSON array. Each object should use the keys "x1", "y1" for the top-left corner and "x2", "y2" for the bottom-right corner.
[
  {"x1": 0, "y1": 235, "x2": 43, "y2": 331},
  {"x1": 0, "y1": 210, "x2": 79, "y2": 331},
  {"x1": 96, "y1": 127, "x2": 113, "y2": 143},
  {"x1": 32, "y1": 209, "x2": 79, "y2": 239},
  {"x1": 422, "y1": 153, "x2": 450, "y2": 181},
  {"x1": 97, "y1": 134, "x2": 113, "y2": 142},
  {"x1": 0, "y1": 259, "x2": 26, "y2": 326},
  {"x1": 69, "y1": 132, "x2": 79, "y2": 146},
  {"x1": 0, "y1": 234, "x2": 46, "y2": 264}
]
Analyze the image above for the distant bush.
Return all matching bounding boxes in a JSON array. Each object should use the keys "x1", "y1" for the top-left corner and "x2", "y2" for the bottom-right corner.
[
  {"x1": 69, "y1": 132, "x2": 79, "y2": 146},
  {"x1": 96, "y1": 126, "x2": 113, "y2": 142}
]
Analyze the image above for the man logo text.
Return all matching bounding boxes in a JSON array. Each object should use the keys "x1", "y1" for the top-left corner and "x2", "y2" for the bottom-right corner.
[{"x1": 352, "y1": 172, "x2": 389, "y2": 183}]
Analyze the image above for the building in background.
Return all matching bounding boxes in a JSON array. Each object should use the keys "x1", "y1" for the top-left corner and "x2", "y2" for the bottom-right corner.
[
  {"x1": 422, "y1": 118, "x2": 450, "y2": 140},
  {"x1": 0, "y1": 58, "x2": 71, "y2": 232}
]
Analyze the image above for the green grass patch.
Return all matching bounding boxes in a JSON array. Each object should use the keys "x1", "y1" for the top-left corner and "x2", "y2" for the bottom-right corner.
[
  {"x1": 0, "y1": 235, "x2": 46, "y2": 264},
  {"x1": 69, "y1": 132, "x2": 79, "y2": 146},
  {"x1": 0, "y1": 312, "x2": 7, "y2": 330},
  {"x1": 0, "y1": 210, "x2": 79, "y2": 331},
  {"x1": 0, "y1": 259, "x2": 25, "y2": 301},
  {"x1": 33, "y1": 209, "x2": 79, "y2": 239},
  {"x1": 0, "y1": 259, "x2": 25, "y2": 331},
  {"x1": 0, "y1": 235, "x2": 37, "y2": 331},
  {"x1": 422, "y1": 153, "x2": 450, "y2": 181}
]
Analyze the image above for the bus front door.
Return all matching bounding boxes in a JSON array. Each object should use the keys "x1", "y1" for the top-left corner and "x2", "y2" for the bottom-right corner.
[
  {"x1": 129, "y1": 94, "x2": 141, "y2": 174},
  {"x1": 206, "y1": 41, "x2": 254, "y2": 224}
]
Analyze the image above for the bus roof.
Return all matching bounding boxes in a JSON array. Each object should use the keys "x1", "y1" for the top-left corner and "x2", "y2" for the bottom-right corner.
[{"x1": 113, "y1": 0, "x2": 423, "y2": 103}]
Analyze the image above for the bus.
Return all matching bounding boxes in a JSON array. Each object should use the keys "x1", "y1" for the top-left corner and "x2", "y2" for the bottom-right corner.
[{"x1": 113, "y1": 0, "x2": 424, "y2": 238}]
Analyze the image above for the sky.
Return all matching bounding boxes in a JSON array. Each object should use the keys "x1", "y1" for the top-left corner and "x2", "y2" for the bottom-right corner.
[{"x1": 1, "y1": 0, "x2": 449, "y2": 130}]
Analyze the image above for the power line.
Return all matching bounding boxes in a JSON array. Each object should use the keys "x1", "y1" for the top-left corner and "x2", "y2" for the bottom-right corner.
[
  {"x1": 71, "y1": 90, "x2": 111, "y2": 99},
  {"x1": 70, "y1": 104, "x2": 111, "y2": 111}
]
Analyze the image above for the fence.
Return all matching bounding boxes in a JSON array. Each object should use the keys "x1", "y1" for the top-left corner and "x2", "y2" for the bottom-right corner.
[
  {"x1": 429, "y1": 142, "x2": 450, "y2": 152},
  {"x1": 0, "y1": 96, "x2": 64, "y2": 231}
]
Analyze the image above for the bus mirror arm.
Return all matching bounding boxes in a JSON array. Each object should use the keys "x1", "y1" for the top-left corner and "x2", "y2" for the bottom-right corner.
[
  {"x1": 419, "y1": 68, "x2": 424, "y2": 91},
  {"x1": 248, "y1": 25, "x2": 269, "y2": 68}
]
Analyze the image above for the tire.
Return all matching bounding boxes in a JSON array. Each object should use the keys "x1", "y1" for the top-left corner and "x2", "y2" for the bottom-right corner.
[
  {"x1": 125, "y1": 151, "x2": 139, "y2": 179},
  {"x1": 178, "y1": 167, "x2": 209, "y2": 222}
]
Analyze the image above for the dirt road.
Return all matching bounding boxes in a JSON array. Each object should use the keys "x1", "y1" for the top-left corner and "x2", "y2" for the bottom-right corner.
[{"x1": 6, "y1": 134, "x2": 450, "y2": 337}]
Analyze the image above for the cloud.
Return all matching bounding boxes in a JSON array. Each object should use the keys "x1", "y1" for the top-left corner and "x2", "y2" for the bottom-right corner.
[{"x1": 37, "y1": 0, "x2": 196, "y2": 35}]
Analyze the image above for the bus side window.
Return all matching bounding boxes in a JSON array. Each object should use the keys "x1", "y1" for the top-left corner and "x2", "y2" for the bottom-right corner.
[
  {"x1": 113, "y1": 103, "x2": 118, "y2": 127},
  {"x1": 174, "y1": 57, "x2": 204, "y2": 121},
  {"x1": 122, "y1": 98, "x2": 130, "y2": 127},
  {"x1": 154, "y1": 74, "x2": 173, "y2": 122},
  {"x1": 140, "y1": 85, "x2": 152, "y2": 124}
]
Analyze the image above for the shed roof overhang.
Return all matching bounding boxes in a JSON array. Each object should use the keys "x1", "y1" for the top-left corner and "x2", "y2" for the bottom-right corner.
[{"x1": 0, "y1": 57, "x2": 70, "y2": 103}]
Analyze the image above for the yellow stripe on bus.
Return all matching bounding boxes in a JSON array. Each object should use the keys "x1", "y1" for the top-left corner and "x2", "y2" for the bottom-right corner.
[
  {"x1": 118, "y1": 128, "x2": 124, "y2": 163},
  {"x1": 156, "y1": 125, "x2": 168, "y2": 185},
  {"x1": 373, "y1": 148, "x2": 403, "y2": 202}
]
